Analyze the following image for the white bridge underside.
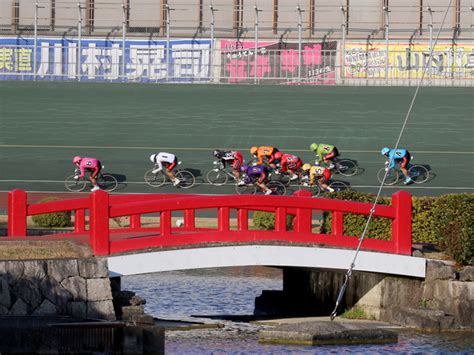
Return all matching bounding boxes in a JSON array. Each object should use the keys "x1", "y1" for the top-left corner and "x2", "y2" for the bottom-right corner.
[{"x1": 107, "y1": 245, "x2": 426, "y2": 278}]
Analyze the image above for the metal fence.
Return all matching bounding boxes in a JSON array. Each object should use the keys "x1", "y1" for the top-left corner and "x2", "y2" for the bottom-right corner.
[{"x1": 1, "y1": 38, "x2": 473, "y2": 86}]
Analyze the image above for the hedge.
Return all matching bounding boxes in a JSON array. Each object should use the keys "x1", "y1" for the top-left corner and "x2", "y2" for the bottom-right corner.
[
  {"x1": 32, "y1": 197, "x2": 72, "y2": 228},
  {"x1": 321, "y1": 191, "x2": 474, "y2": 266},
  {"x1": 253, "y1": 211, "x2": 294, "y2": 230}
]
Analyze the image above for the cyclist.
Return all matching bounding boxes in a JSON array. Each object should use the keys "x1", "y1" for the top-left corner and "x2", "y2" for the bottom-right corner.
[
  {"x1": 240, "y1": 164, "x2": 273, "y2": 195},
  {"x1": 250, "y1": 146, "x2": 280, "y2": 169},
  {"x1": 274, "y1": 151, "x2": 302, "y2": 181},
  {"x1": 302, "y1": 163, "x2": 334, "y2": 193},
  {"x1": 213, "y1": 149, "x2": 244, "y2": 184},
  {"x1": 310, "y1": 143, "x2": 339, "y2": 169},
  {"x1": 73, "y1": 156, "x2": 102, "y2": 192},
  {"x1": 381, "y1": 147, "x2": 412, "y2": 185},
  {"x1": 150, "y1": 152, "x2": 180, "y2": 186}
]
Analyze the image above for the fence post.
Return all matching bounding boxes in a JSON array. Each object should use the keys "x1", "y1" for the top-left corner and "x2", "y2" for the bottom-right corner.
[
  {"x1": 89, "y1": 190, "x2": 110, "y2": 256},
  {"x1": 293, "y1": 189, "x2": 312, "y2": 233},
  {"x1": 8, "y1": 189, "x2": 27, "y2": 238},
  {"x1": 238, "y1": 209, "x2": 248, "y2": 231},
  {"x1": 392, "y1": 190, "x2": 412, "y2": 255},
  {"x1": 218, "y1": 207, "x2": 230, "y2": 232},
  {"x1": 332, "y1": 211, "x2": 344, "y2": 236},
  {"x1": 184, "y1": 209, "x2": 195, "y2": 229},
  {"x1": 160, "y1": 210, "x2": 171, "y2": 236},
  {"x1": 74, "y1": 209, "x2": 86, "y2": 233}
]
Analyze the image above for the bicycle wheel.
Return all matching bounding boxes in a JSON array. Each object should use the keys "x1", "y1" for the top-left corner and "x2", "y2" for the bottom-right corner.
[
  {"x1": 409, "y1": 165, "x2": 429, "y2": 184},
  {"x1": 336, "y1": 160, "x2": 358, "y2": 177},
  {"x1": 97, "y1": 174, "x2": 118, "y2": 192},
  {"x1": 64, "y1": 175, "x2": 87, "y2": 192},
  {"x1": 235, "y1": 184, "x2": 257, "y2": 195},
  {"x1": 206, "y1": 169, "x2": 229, "y2": 186},
  {"x1": 329, "y1": 180, "x2": 350, "y2": 193},
  {"x1": 299, "y1": 183, "x2": 321, "y2": 197},
  {"x1": 377, "y1": 167, "x2": 399, "y2": 186},
  {"x1": 144, "y1": 169, "x2": 166, "y2": 187},
  {"x1": 176, "y1": 170, "x2": 196, "y2": 189},
  {"x1": 267, "y1": 181, "x2": 286, "y2": 196}
]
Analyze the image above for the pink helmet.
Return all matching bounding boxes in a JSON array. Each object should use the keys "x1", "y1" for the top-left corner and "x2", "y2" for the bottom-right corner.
[{"x1": 73, "y1": 156, "x2": 82, "y2": 164}]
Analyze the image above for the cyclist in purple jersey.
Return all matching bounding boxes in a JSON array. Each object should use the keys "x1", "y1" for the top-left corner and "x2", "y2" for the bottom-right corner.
[{"x1": 241, "y1": 164, "x2": 272, "y2": 195}]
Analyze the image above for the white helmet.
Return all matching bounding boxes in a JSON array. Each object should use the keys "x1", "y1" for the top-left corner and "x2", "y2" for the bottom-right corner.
[{"x1": 150, "y1": 154, "x2": 157, "y2": 163}]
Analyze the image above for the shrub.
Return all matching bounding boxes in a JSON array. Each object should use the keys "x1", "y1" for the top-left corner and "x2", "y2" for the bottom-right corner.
[
  {"x1": 320, "y1": 191, "x2": 392, "y2": 240},
  {"x1": 32, "y1": 197, "x2": 72, "y2": 228},
  {"x1": 431, "y1": 194, "x2": 474, "y2": 266},
  {"x1": 253, "y1": 211, "x2": 294, "y2": 230},
  {"x1": 411, "y1": 196, "x2": 438, "y2": 243}
]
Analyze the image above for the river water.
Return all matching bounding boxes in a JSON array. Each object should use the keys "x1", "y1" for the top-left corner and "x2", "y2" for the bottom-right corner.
[{"x1": 122, "y1": 267, "x2": 473, "y2": 354}]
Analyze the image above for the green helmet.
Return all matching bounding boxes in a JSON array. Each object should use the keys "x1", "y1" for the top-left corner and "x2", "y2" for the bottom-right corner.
[{"x1": 310, "y1": 143, "x2": 318, "y2": 151}]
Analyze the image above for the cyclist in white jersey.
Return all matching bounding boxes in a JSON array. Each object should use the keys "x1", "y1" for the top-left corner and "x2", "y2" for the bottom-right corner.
[{"x1": 150, "y1": 152, "x2": 180, "y2": 186}]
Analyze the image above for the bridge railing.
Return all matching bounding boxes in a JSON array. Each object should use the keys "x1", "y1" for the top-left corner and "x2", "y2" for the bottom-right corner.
[{"x1": 7, "y1": 189, "x2": 412, "y2": 256}]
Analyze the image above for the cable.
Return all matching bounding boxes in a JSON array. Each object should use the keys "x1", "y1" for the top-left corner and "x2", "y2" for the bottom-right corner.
[{"x1": 329, "y1": 0, "x2": 454, "y2": 321}]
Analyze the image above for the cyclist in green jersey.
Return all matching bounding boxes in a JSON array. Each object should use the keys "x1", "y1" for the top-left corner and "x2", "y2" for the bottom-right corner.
[{"x1": 310, "y1": 143, "x2": 340, "y2": 169}]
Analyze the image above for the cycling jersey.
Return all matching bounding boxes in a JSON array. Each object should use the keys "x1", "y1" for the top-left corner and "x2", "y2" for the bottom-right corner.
[
  {"x1": 387, "y1": 149, "x2": 410, "y2": 169},
  {"x1": 244, "y1": 165, "x2": 269, "y2": 185},
  {"x1": 280, "y1": 154, "x2": 302, "y2": 173},
  {"x1": 309, "y1": 165, "x2": 331, "y2": 185},
  {"x1": 154, "y1": 152, "x2": 178, "y2": 172},
  {"x1": 314, "y1": 144, "x2": 338, "y2": 163},
  {"x1": 255, "y1": 146, "x2": 278, "y2": 165},
  {"x1": 78, "y1": 157, "x2": 101, "y2": 178},
  {"x1": 220, "y1": 150, "x2": 243, "y2": 170}
]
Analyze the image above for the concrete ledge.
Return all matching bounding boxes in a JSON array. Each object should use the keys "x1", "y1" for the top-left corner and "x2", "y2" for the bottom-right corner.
[{"x1": 258, "y1": 320, "x2": 398, "y2": 346}]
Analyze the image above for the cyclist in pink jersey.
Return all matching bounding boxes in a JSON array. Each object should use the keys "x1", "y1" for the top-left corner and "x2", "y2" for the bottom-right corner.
[{"x1": 73, "y1": 156, "x2": 102, "y2": 191}]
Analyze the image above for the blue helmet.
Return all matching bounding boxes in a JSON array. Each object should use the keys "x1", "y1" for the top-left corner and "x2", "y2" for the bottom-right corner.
[
  {"x1": 381, "y1": 147, "x2": 390, "y2": 156},
  {"x1": 240, "y1": 164, "x2": 249, "y2": 173}
]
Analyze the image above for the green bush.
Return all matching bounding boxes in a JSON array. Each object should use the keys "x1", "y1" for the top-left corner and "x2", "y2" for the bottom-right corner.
[
  {"x1": 411, "y1": 196, "x2": 438, "y2": 243},
  {"x1": 431, "y1": 194, "x2": 474, "y2": 266},
  {"x1": 320, "y1": 190, "x2": 392, "y2": 240},
  {"x1": 253, "y1": 211, "x2": 294, "y2": 230},
  {"x1": 32, "y1": 197, "x2": 72, "y2": 228}
]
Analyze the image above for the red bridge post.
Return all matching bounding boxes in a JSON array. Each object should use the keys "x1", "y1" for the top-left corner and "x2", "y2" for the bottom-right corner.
[
  {"x1": 7, "y1": 189, "x2": 27, "y2": 238},
  {"x1": 89, "y1": 190, "x2": 110, "y2": 256},
  {"x1": 392, "y1": 190, "x2": 412, "y2": 255}
]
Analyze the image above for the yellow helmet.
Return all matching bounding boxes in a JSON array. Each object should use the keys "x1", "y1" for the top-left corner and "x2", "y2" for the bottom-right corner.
[
  {"x1": 250, "y1": 146, "x2": 258, "y2": 155},
  {"x1": 302, "y1": 163, "x2": 312, "y2": 171}
]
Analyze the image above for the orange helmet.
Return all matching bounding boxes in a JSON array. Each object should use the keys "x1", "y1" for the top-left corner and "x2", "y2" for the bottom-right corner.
[{"x1": 250, "y1": 146, "x2": 258, "y2": 155}]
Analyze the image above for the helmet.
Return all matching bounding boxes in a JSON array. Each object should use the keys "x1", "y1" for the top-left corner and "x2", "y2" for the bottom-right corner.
[
  {"x1": 302, "y1": 163, "x2": 312, "y2": 171},
  {"x1": 150, "y1": 154, "x2": 157, "y2": 163},
  {"x1": 381, "y1": 147, "x2": 390, "y2": 156},
  {"x1": 213, "y1": 149, "x2": 224, "y2": 159},
  {"x1": 250, "y1": 146, "x2": 258, "y2": 155},
  {"x1": 73, "y1": 156, "x2": 82, "y2": 164},
  {"x1": 240, "y1": 164, "x2": 249, "y2": 173},
  {"x1": 310, "y1": 143, "x2": 318, "y2": 151},
  {"x1": 274, "y1": 151, "x2": 283, "y2": 160}
]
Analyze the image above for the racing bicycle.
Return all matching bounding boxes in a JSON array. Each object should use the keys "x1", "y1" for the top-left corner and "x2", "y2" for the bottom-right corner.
[
  {"x1": 235, "y1": 180, "x2": 286, "y2": 195},
  {"x1": 325, "y1": 157, "x2": 358, "y2": 177},
  {"x1": 377, "y1": 162, "x2": 429, "y2": 186},
  {"x1": 144, "y1": 162, "x2": 196, "y2": 189},
  {"x1": 206, "y1": 161, "x2": 240, "y2": 186},
  {"x1": 298, "y1": 175, "x2": 350, "y2": 197},
  {"x1": 65, "y1": 168, "x2": 118, "y2": 192}
]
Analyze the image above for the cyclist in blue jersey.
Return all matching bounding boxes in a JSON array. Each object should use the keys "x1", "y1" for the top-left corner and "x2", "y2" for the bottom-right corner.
[
  {"x1": 381, "y1": 147, "x2": 412, "y2": 184},
  {"x1": 241, "y1": 164, "x2": 273, "y2": 195}
]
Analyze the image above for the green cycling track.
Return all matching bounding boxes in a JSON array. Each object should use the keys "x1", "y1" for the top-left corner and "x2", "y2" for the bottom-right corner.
[{"x1": 0, "y1": 82, "x2": 472, "y2": 200}]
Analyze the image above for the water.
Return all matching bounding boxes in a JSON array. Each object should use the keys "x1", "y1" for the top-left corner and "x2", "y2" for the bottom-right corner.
[{"x1": 122, "y1": 267, "x2": 474, "y2": 354}]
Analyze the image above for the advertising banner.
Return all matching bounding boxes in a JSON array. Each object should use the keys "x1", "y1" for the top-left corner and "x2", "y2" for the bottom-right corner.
[
  {"x1": 344, "y1": 43, "x2": 474, "y2": 79},
  {"x1": 0, "y1": 37, "x2": 212, "y2": 82},
  {"x1": 220, "y1": 40, "x2": 337, "y2": 84}
]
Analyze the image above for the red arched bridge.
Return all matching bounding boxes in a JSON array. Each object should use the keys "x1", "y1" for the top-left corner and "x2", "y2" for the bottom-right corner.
[{"x1": 6, "y1": 189, "x2": 426, "y2": 278}]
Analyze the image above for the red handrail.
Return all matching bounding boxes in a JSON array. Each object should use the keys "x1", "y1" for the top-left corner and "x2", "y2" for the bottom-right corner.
[{"x1": 6, "y1": 189, "x2": 412, "y2": 257}]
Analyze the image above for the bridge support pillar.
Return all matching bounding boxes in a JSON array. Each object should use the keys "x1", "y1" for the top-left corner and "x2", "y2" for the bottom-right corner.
[
  {"x1": 392, "y1": 190, "x2": 412, "y2": 255},
  {"x1": 90, "y1": 190, "x2": 110, "y2": 255},
  {"x1": 8, "y1": 189, "x2": 27, "y2": 237}
]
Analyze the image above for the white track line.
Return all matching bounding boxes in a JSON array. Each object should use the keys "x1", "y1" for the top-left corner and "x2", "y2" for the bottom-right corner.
[{"x1": 0, "y1": 145, "x2": 472, "y2": 154}]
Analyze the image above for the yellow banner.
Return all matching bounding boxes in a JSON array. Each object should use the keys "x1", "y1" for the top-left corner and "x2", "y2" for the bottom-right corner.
[{"x1": 344, "y1": 43, "x2": 474, "y2": 79}]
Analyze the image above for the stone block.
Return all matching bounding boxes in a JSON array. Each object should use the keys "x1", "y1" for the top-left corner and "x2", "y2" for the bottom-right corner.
[
  {"x1": 426, "y1": 260, "x2": 456, "y2": 281},
  {"x1": 87, "y1": 300, "x2": 116, "y2": 320},
  {"x1": 381, "y1": 277, "x2": 422, "y2": 309},
  {"x1": 79, "y1": 258, "x2": 108, "y2": 278},
  {"x1": 382, "y1": 307, "x2": 448, "y2": 331},
  {"x1": 23, "y1": 260, "x2": 46, "y2": 281},
  {"x1": 32, "y1": 299, "x2": 59, "y2": 316},
  {"x1": 9, "y1": 298, "x2": 28, "y2": 316},
  {"x1": 130, "y1": 295, "x2": 146, "y2": 306},
  {"x1": 67, "y1": 301, "x2": 87, "y2": 320},
  {"x1": 61, "y1": 276, "x2": 87, "y2": 301},
  {"x1": 0, "y1": 305, "x2": 9, "y2": 315},
  {"x1": 45, "y1": 259, "x2": 79, "y2": 282},
  {"x1": 129, "y1": 314, "x2": 155, "y2": 325},
  {"x1": 12, "y1": 279, "x2": 43, "y2": 310},
  {"x1": 122, "y1": 306, "x2": 145, "y2": 318},
  {"x1": 460, "y1": 266, "x2": 474, "y2": 281},
  {"x1": 86, "y1": 278, "x2": 113, "y2": 301},
  {"x1": 40, "y1": 276, "x2": 72, "y2": 311},
  {"x1": 0, "y1": 261, "x2": 25, "y2": 283},
  {"x1": 0, "y1": 276, "x2": 11, "y2": 308}
]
